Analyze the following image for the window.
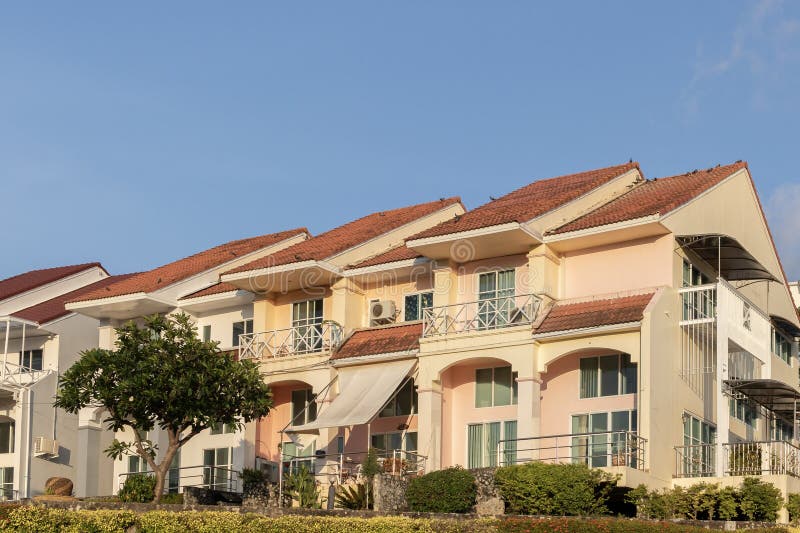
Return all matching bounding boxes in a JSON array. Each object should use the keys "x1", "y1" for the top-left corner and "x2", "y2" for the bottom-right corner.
[
  {"x1": 231, "y1": 319, "x2": 253, "y2": 347},
  {"x1": 20, "y1": 350, "x2": 42, "y2": 371},
  {"x1": 336, "y1": 436, "x2": 345, "y2": 455},
  {"x1": 0, "y1": 468, "x2": 12, "y2": 500},
  {"x1": 380, "y1": 380, "x2": 417, "y2": 417},
  {"x1": 127, "y1": 455, "x2": 148, "y2": 474},
  {"x1": 729, "y1": 397, "x2": 758, "y2": 427},
  {"x1": 282, "y1": 441, "x2": 315, "y2": 474},
  {"x1": 579, "y1": 354, "x2": 637, "y2": 398},
  {"x1": 477, "y1": 270, "x2": 516, "y2": 329},
  {"x1": 475, "y1": 366, "x2": 518, "y2": 408},
  {"x1": 202, "y1": 325, "x2": 211, "y2": 342},
  {"x1": 682, "y1": 413, "x2": 715, "y2": 476},
  {"x1": 772, "y1": 328, "x2": 792, "y2": 365},
  {"x1": 210, "y1": 422, "x2": 236, "y2": 435},
  {"x1": 467, "y1": 420, "x2": 517, "y2": 468},
  {"x1": 772, "y1": 418, "x2": 794, "y2": 442},
  {"x1": 291, "y1": 389, "x2": 317, "y2": 426},
  {"x1": 571, "y1": 410, "x2": 637, "y2": 468},
  {"x1": 168, "y1": 451, "x2": 180, "y2": 493},
  {"x1": 292, "y1": 299, "x2": 323, "y2": 352},
  {"x1": 682, "y1": 260, "x2": 711, "y2": 287},
  {"x1": 404, "y1": 292, "x2": 433, "y2": 322},
  {"x1": 0, "y1": 422, "x2": 13, "y2": 454},
  {"x1": 203, "y1": 447, "x2": 231, "y2": 491}
]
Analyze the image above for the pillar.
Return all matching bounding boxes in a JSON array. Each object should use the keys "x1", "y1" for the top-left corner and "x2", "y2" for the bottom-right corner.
[
  {"x1": 515, "y1": 374, "x2": 542, "y2": 461},
  {"x1": 416, "y1": 383, "x2": 443, "y2": 473}
]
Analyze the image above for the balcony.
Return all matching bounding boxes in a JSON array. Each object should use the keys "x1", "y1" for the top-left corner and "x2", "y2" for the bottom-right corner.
[
  {"x1": 238, "y1": 322, "x2": 343, "y2": 360},
  {"x1": 0, "y1": 362, "x2": 52, "y2": 390},
  {"x1": 422, "y1": 293, "x2": 542, "y2": 338},
  {"x1": 675, "y1": 440, "x2": 800, "y2": 478},
  {"x1": 497, "y1": 430, "x2": 647, "y2": 471}
]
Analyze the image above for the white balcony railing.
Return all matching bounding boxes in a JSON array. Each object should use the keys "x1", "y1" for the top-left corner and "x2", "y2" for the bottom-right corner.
[
  {"x1": 238, "y1": 322, "x2": 343, "y2": 360},
  {"x1": 422, "y1": 293, "x2": 542, "y2": 338},
  {"x1": 675, "y1": 440, "x2": 800, "y2": 478},
  {"x1": 0, "y1": 362, "x2": 53, "y2": 389},
  {"x1": 679, "y1": 283, "x2": 717, "y2": 325}
]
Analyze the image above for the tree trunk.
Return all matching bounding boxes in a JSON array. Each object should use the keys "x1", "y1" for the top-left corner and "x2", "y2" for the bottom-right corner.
[{"x1": 152, "y1": 443, "x2": 179, "y2": 504}]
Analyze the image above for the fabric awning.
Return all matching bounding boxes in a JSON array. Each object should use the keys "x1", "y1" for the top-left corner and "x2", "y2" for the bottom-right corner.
[{"x1": 287, "y1": 358, "x2": 416, "y2": 434}]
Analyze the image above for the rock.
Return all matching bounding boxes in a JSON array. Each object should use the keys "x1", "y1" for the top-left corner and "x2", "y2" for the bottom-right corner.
[
  {"x1": 471, "y1": 467, "x2": 505, "y2": 516},
  {"x1": 44, "y1": 477, "x2": 73, "y2": 496}
]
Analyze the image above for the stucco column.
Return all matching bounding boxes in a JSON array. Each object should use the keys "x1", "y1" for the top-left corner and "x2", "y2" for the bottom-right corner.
[
  {"x1": 431, "y1": 261, "x2": 458, "y2": 309},
  {"x1": 97, "y1": 319, "x2": 119, "y2": 350},
  {"x1": 330, "y1": 278, "x2": 364, "y2": 332},
  {"x1": 252, "y1": 293, "x2": 277, "y2": 332},
  {"x1": 515, "y1": 374, "x2": 542, "y2": 462},
  {"x1": 715, "y1": 281, "x2": 730, "y2": 477},
  {"x1": 527, "y1": 245, "x2": 560, "y2": 300},
  {"x1": 416, "y1": 384, "x2": 443, "y2": 473}
]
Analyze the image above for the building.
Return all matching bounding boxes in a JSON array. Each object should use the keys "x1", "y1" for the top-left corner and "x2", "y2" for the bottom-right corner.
[
  {"x1": 64, "y1": 161, "x2": 800, "y2": 522},
  {"x1": 789, "y1": 281, "x2": 799, "y2": 310},
  {"x1": 0, "y1": 263, "x2": 131, "y2": 498}
]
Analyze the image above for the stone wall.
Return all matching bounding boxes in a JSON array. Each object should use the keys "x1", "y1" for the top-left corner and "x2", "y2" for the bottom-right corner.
[
  {"x1": 470, "y1": 468, "x2": 504, "y2": 516},
  {"x1": 373, "y1": 474, "x2": 409, "y2": 513}
]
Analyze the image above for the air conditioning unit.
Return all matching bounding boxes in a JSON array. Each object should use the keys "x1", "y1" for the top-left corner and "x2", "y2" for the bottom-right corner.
[
  {"x1": 33, "y1": 437, "x2": 58, "y2": 458},
  {"x1": 370, "y1": 300, "x2": 396, "y2": 324}
]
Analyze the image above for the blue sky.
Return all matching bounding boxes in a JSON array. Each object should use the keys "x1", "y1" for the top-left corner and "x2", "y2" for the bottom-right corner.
[{"x1": 2, "y1": 1, "x2": 800, "y2": 280}]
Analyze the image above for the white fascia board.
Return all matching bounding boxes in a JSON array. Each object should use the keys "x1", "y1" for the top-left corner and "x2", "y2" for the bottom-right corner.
[
  {"x1": 0, "y1": 316, "x2": 41, "y2": 328},
  {"x1": 343, "y1": 258, "x2": 430, "y2": 277},
  {"x1": 65, "y1": 291, "x2": 174, "y2": 310},
  {"x1": 532, "y1": 321, "x2": 641, "y2": 340},
  {"x1": 406, "y1": 222, "x2": 524, "y2": 248},
  {"x1": 222, "y1": 260, "x2": 341, "y2": 283},
  {"x1": 332, "y1": 351, "x2": 418, "y2": 367},
  {"x1": 543, "y1": 214, "x2": 662, "y2": 243},
  {"x1": 0, "y1": 266, "x2": 108, "y2": 308},
  {"x1": 178, "y1": 290, "x2": 250, "y2": 306}
]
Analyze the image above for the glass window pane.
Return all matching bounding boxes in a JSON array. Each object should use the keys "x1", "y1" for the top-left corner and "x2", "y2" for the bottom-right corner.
[
  {"x1": 396, "y1": 381, "x2": 413, "y2": 415},
  {"x1": 291, "y1": 389, "x2": 307, "y2": 425},
  {"x1": 478, "y1": 272, "x2": 496, "y2": 296},
  {"x1": 498, "y1": 270, "x2": 515, "y2": 293},
  {"x1": 475, "y1": 368, "x2": 493, "y2": 407},
  {"x1": 599, "y1": 355, "x2": 619, "y2": 396},
  {"x1": 216, "y1": 448, "x2": 228, "y2": 466},
  {"x1": 420, "y1": 292, "x2": 433, "y2": 310},
  {"x1": 486, "y1": 422, "x2": 501, "y2": 467},
  {"x1": 503, "y1": 421, "x2": 517, "y2": 466},
  {"x1": 232, "y1": 322, "x2": 244, "y2": 347},
  {"x1": 572, "y1": 414, "x2": 588, "y2": 434},
  {"x1": 512, "y1": 372, "x2": 518, "y2": 405},
  {"x1": 203, "y1": 449, "x2": 215, "y2": 466},
  {"x1": 404, "y1": 432, "x2": 418, "y2": 452},
  {"x1": 389, "y1": 432, "x2": 402, "y2": 452},
  {"x1": 611, "y1": 411, "x2": 630, "y2": 432},
  {"x1": 621, "y1": 354, "x2": 637, "y2": 394},
  {"x1": 404, "y1": 295, "x2": 419, "y2": 321},
  {"x1": 493, "y1": 366, "x2": 512, "y2": 406},
  {"x1": 467, "y1": 424, "x2": 483, "y2": 469},
  {"x1": 579, "y1": 358, "x2": 598, "y2": 398},
  {"x1": 590, "y1": 413, "x2": 608, "y2": 432}
]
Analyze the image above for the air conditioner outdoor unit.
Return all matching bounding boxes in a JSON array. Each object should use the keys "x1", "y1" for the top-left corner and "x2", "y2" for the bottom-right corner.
[
  {"x1": 370, "y1": 300, "x2": 396, "y2": 324},
  {"x1": 33, "y1": 436, "x2": 58, "y2": 458}
]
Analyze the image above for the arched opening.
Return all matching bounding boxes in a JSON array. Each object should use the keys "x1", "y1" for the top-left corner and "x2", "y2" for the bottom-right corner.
[{"x1": 440, "y1": 356, "x2": 517, "y2": 469}]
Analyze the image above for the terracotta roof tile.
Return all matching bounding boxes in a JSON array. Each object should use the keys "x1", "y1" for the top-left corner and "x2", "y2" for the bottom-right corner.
[
  {"x1": 0, "y1": 263, "x2": 105, "y2": 302},
  {"x1": 410, "y1": 163, "x2": 640, "y2": 240},
  {"x1": 70, "y1": 228, "x2": 307, "y2": 303},
  {"x1": 179, "y1": 282, "x2": 240, "y2": 300},
  {"x1": 227, "y1": 198, "x2": 460, "y2": 275},
  {"x1": 348, "y1": 245, "x2": 423, "y2": 269},
  {"x1": 332, "y1": 322, "x2": 422, "y2": 360},
  {"x1": 547, "y1": 162, "x2": 747, "y2": 235},
  {"x1": 12, "y1": 273, "x2": 137, "y2": 325},
  {"x1": 533, "y1": 292, "x2": 656, "y2": 335}
]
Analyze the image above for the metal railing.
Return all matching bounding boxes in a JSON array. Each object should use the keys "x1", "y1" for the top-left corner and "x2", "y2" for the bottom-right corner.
[
  {"x1": 0, "y1": 488, "x2": 18, "y2": 502},
  {"x1": 725, "y1": 441, "x2": 800, "y2": 477},
  {"x1": 283, "y1": 449, "x2": 427, "y2": 486},
  {"x1": 675, "y1": 443, "x2": 716, "y2": 478},
  {"x1": 238, "y1": 321, "x2": 343, "y2": 360},
  {"x1": 0, "y1": 362, "x2": 53, "y2": 389},
  {"x1": 496, "y1": 431, "x2": 646, "y2": 470},
  {"x1": 422, "y1": 293, "x2": 542, "y2": 337},
  {"x1": 679, "y1": 284, "x2": 717, "y2": 324},
  {"x1": 117, "y1": 465, "x2": 242, "y2": 493}
]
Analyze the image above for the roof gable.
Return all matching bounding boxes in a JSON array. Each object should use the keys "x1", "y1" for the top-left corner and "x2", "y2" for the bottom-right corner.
[{"x1": 0, "y1": 263, "x2": 105, "y2": 302}]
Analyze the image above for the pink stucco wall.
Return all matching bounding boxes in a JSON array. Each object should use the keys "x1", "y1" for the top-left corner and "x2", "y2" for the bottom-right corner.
[
  {"x1": 441, "y1": 360, "x2": 518, "y2": 467},
  {"x1": 561, "y1": 235, "x2": 672, "y2": 299},
  {"x1": 539, "y1": 351, "x2": 637, "y2": 437}
]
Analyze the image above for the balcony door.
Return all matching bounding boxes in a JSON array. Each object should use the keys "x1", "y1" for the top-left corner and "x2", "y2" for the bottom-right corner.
[
  {"x1": 292, "y1": 299, "x2": 323, "y2": 353},
  {"x1": 477, "y1": 270, "x2": 515, "y2": 329}
]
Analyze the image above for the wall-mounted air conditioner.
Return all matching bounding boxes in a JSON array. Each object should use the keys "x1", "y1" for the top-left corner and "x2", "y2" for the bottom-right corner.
[
  {"x1": 33, "y1": 436, "x2": 59, "y2": 458},
  {"x1": 370, "y1": 300, "x2": 396, "y2": 325}
]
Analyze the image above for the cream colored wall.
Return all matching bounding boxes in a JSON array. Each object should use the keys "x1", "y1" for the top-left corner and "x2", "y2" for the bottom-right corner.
[
  {"x1": 361, "y1": 276, "x2": 435, "y2": 326},
  {"x1": 447, "y1": 255, "x2": 530, "y2": 304},
  {"x1": 191, "y1": 304, "x2": 253, "y2": 350},
  {"x1": 561, "y1": 235, "x2": 673, "y2": 299}
]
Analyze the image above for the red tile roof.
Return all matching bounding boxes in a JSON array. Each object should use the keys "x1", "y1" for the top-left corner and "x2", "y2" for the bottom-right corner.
[
  {"x1": 332, "y1": 322, "x2": 422, "y2": 360},
  {"x1": 179, "y1": 282, "x2": 240, "y2": 300},
  {"x1": 533, "y1": 292, "x2": 656, "y2": 335},
  {"x1": 547, "y1": 162, "x2": 747, "y2": 235},
  {"x1": 0, "y1": 263, "x2": 105, "y2": 302},
  {"x1": 12, "y1": 273, "x2": 137, "y2": 325},
  {"x1": 70, "y1": 228, "x2": 307, "y2": 303},
  {"x1": 348, "y1": 245, "x2": 423, "y2": 269},
  {"x1": 410, "y1": 163, "x2": 640, "y2": 240},
  {"x1": 226, "y1": 198, "x2": 461, "y2": 275}
]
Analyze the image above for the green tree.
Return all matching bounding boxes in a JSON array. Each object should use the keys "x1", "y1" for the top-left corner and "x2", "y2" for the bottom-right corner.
[{"x1": 54, "y1": 313, "x2": 272, "y2": 502}]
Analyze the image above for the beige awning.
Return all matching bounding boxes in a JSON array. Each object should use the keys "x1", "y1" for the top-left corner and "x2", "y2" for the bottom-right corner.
[{"x1": 287, "y1": 358, "x2": 415, "y2": 434}]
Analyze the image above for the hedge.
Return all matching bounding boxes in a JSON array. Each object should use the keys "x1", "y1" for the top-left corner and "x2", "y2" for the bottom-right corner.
[
  {"x1": 406, "y1": 467, "x2": 477, "y2": 513},
  {"x1": 497, "y1": 517, "x2": 788, "y2": 533}
]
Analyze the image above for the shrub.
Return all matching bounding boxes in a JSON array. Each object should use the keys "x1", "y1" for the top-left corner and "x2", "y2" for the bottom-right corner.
[
  {"x1": 240, "y1": 467, "x2": 266, "y2": 492},
  {"x1": 117, "y1": 473, "x2": 156, "y2": 503},
  {"x1": 283, "y1": 465, "x2": 320, "y2": 508},
  {"x1": 158, "y1": 493, "x2": 183, "y2": 505},
  {"x1": 739, "y1": 477, "x2": 783, "y2": 522},
  {"x1": 497, "y1": 516, "x2": 789, "y2": 533},
  {"x1": 494, "y1": 462, "x2": 616, "y2": 516},
  {"x1": 406, "y1": 467, "x2": 477, "y2": 513},
  {"x1": 335, "y1": 483, "x2": 369, "y2": 510}
]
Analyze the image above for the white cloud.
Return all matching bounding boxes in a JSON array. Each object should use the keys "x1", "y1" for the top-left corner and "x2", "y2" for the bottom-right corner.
[{"x1": 766, "y1": 182, "x2": 800, "y2": 281}]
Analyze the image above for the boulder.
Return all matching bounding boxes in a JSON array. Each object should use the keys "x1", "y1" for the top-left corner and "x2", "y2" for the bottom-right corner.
[{"x1": 44, "y1": 477, "x2": 73, "y2": 496}]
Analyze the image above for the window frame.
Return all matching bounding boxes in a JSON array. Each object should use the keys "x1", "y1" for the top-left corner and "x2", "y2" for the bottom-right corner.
[
  {"x1": 20, "y1": 349, "x2": 43, "y2": 371},
  {"x1": 579, "y1": 354, "x2": 637, "y2": 399},
  {"x1": 474, "y1": 366, "x2": 518, "y2": 408},
  {"x1": 772, "y1": 327, "x2": 793, "y2": 366},
  {"x1": 231, "y1": 319, "x2": 253, "y2": 347},
  {"x1": 379, "y1": 379, "x2": 417, "y2": 418},
  {"x1": 290, "y1": 388, "x2": 317, "y2": 427},
  {"x1": 466, "y1": 419, "x2": 517, "y2": 469},
  {"x1": 404, "y1": 291, "x2": 434, "y2": 322},
  {"x1": 0, "y1": 421, "x2": 13, "y2": 454},
  {"x1": 570, "y1": 409, "x2": 637, "y2": 468}
]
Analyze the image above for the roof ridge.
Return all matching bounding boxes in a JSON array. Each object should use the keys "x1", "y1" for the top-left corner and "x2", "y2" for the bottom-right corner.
[{"x1": 553, "y1": 287, "x2": 660, "y2": 307}]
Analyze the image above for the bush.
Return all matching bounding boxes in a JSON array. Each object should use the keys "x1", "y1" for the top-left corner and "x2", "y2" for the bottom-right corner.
[
  {"x1": 117, "y1": 474, "x2": 156, "y2": 503},
  {"x1": 497, "y1": 516, "x2": 789, "y2": 533},
  {"x1": 158, "y1": 493, "x2": 183, "y2": 505},
  {"x1": 787, "y1": 492, "x2": 800, "y2": 524},
  {"x1": 335, "y1": 483, "x2": 368, "y2": 510},
  {"x1": 283, "y1": 466, "x2": 320, "y2": 509},
  {"x1": 494, "y1": 462, "x2": 616, "y2": 516},
  {"x1": 240, "y1": 468, "x2": 266, "y2": 492},
  {"x1": 406, "y1": 467, "x2": 477, "y2": 513},
  {"x1": 627, "y1": 478, "x2": 783, "y2": 522}
]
